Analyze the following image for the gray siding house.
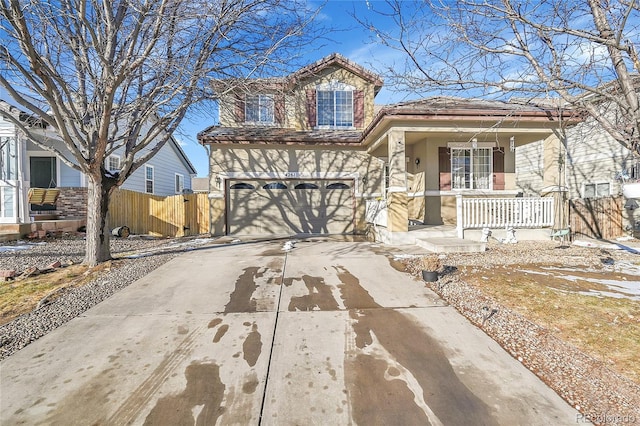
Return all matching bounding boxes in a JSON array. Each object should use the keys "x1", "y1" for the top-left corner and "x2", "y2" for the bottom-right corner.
[{"x1": 0, "y1": 101, "x2": 196, "y2": 224}]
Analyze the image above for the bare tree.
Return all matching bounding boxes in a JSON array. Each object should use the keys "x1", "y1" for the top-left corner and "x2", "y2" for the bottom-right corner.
[
  {"x1": 0, "y1": 0, "x2": 320, "y2": 265},
  {"x1": 358, "y1": 0, "x2": 640, "y2": 155}
]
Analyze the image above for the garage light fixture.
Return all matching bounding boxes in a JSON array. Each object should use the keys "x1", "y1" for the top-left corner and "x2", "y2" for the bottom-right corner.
[{"x1": 415, "y1": 158, "x2": 420, "y2": 166}]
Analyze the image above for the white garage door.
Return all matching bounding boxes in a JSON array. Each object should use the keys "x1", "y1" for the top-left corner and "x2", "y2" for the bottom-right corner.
[{"x1": 226, "y1": 179, "x2": 355, "y2": 235}]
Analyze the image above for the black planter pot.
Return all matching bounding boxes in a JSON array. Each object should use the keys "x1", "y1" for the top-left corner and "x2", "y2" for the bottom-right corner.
[{"x1": 422, "y1": 270, "x2": 438, "y2": 282}]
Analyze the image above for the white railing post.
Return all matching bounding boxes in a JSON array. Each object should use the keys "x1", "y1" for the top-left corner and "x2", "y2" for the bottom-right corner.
[{"x1": 456, "y1": 194, "x2": 464, "y2": 238}]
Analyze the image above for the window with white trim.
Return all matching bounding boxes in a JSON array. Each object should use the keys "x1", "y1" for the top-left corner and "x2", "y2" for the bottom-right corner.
[
  {"x1": 583, "y1": 182, "x2": 610, "y2": 198},
  {"x1": 175, "y1": 173, "x2": 184, "y2": 194},
  {"x1": 106, "y1": 155, "x2": 120, "y2": 172},
  {"x1": 245, "y1": 94, "x2": 274, "y2": 124},
  {"x1": 451, "y1": 146, "x2": 492, "y2": 190},
  {"x1": 145, "y1": 165, "x2": 154, "y2": 194},
  {"x1": 316, "y1": 82, "x2": 354, "y2": 128}
]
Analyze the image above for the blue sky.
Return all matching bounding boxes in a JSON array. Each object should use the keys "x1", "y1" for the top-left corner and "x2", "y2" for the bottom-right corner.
[{"x1": 180, "y1": 0, "x2": 410, "y2": 177}]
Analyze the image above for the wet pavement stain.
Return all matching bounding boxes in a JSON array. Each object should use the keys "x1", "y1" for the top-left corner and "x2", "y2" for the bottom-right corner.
[
  {"x1": 208, "y1": 318, "x2": 223, "y2": 329},
  {"x1": 348, "y1": 353, "x2": 431, "y2": 425},
  {"x1": 143, "y1": 361, "x2": 225, "y2": 425},
  {"x1": 224, "y1": 267, "x2": 263, "y2": 313},
  {"x1": 213, "y1": 324, "x2": 229, "y2": 343},
  {"x1": 287, "y1": 275, "x2": 340, "y2": 311},
  {"x1": 336, "y1": 266, "x2": 498, "y2": 426},
  {"x1": 243, "y1": 323, "x2": 262, "y2": 367},
  {"x1": 242, "y1": 372, "x2": 260, "y2": 394}
]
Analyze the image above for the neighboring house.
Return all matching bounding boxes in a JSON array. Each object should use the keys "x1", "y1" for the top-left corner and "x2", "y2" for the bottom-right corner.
[
  {"x1": 515, "y1": 94, "x2": 637, "y2": 235},
  {"x1": 198, "y1": 53, "x2": 574, "y2": 242},
  {"x1": 516, "y1": 114, "x2": 630, "y2": 200},
  {"x1": 0, "y1": 100, "x2": 196, "y2": 224}
]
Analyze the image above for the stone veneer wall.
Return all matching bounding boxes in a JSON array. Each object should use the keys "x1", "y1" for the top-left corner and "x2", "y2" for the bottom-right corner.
[{"x1": 55, "y1": 187, "x2": 88, "y2": 219}]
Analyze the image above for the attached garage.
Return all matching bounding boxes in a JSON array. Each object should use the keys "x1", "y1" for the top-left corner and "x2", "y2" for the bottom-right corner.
[{"x1": 226, "y1": 179, "x2": 355, "y2": 235}]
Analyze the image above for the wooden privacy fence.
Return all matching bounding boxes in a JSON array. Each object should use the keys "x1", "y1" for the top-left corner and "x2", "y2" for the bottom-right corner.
[
  {"x1": 569, "y1": 196, "x2": 623, "y2": 240},
  {"x1": 109, "y1": 189, "x2": 210, "y2": 237}
]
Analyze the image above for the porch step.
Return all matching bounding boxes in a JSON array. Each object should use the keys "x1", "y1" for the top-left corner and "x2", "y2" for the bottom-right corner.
[{"x1": 416, "y1": 237, "x2": 486, "y2": 253}]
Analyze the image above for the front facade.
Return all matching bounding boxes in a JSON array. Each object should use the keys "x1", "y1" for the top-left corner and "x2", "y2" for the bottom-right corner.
[
  {"x1": 199, "y1": 54, "x2": 573, "y2": 241},
  {"x1": 0, "y1": 102, "x2": 196, "y2": 224}
]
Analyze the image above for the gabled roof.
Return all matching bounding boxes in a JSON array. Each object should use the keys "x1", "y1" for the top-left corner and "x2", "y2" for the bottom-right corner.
[
  {"x1": 168, "y1": 135, "x2": 198, "y2": 175},
  {"x1": 289, "y1": 53, "x2": 384, "y2": 94},
  {"x1": 211, "y1": 53, "x2": 384, "y2": 98}
]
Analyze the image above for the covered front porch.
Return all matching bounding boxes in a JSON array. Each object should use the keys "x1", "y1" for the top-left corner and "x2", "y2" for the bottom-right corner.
[
  {"x1": 360, "y1": 98, "x2": 569, "y2": 246},
  {"x1": 366, "y1": 195, "x2": 555, "y2": 248}
]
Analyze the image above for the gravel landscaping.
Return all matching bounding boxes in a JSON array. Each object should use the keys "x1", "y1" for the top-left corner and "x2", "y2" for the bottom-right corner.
[{"x1": 0, "y1": 235, "x2": 213, "y2": 360}]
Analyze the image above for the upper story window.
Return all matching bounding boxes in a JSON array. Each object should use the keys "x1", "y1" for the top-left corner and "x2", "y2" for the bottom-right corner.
[
  {"x1": 315, "y1": 82, "x2": 354, "y2": 128},
  {"x1": 245, "y1": 94, "x2": 274, "y2": 124},
  {"x1": 106, "y1": 155, "x2": 120, "y2": 173},
  {"x1": 317, "y1": 90, "x2": 353, "y2": 127}
]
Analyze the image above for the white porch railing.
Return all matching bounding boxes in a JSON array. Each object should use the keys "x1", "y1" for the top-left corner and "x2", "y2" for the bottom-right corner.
[
  {"x1": 459, "y1": 196, "x2": 554, "y2": 231},
  {"x1": 365, "y1": 199, "x2": 388, "y2": 227}
]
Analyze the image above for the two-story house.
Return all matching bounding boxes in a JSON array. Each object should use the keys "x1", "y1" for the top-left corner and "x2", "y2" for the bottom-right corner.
[{"x1": 199, "y1": 53, "x2": 575, "y2": 243}]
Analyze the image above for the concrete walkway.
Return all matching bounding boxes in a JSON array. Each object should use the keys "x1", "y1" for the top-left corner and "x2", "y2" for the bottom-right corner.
[{"x1": 1, "y1": 238, "x2": 581, "y2": 425}]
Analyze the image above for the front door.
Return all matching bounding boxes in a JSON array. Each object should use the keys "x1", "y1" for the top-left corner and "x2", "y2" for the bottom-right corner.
[{"x1": 30, "y1": 157, "x2": 57, "y2": 211}]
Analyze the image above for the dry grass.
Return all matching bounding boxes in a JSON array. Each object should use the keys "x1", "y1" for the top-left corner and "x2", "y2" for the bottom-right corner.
[
  {"x1": 455, "y1": 264, "x2": 640, "y2": 384},
  {"x1": 0, "y1": 263, "x2": 112, "y2": 326}
]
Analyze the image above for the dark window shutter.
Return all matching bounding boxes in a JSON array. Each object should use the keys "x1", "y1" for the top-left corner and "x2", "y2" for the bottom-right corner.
[
  {"x1": 354, "y1": 90, "x2": 364, "y2": 128},
  {"x1": 235, "y1": 95, "x2": 245, "y2": 123},
  {"x1": 306, "y1": 89, "x2": 316, "y2": 128},
  {"x1": 439, "y1": 147, "x2": 451, "y2": 190},
  {"x1": 275, "y1": 94, "x2": 285, "y2": 126},
  {"x1": 493, "y1": 148, "x2": 505, "y2": 190}
]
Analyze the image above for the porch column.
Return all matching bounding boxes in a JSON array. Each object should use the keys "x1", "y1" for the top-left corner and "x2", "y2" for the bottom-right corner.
[
  {"x1": 386, "y1": 129, "x2": 408, "y2": 233},
  {"x1": 17, "y1": 134, "x2": 30, "y2": 223}
]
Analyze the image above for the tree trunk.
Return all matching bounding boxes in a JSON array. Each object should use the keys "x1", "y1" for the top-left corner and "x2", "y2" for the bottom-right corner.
[{"x1": 84, "y1": 173, "x2": 116, "y2": 266}]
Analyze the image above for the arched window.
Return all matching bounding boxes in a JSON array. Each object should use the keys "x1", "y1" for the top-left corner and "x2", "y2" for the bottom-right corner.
[
  {"x1": 326, "y1": 182, "x2": 350, "y2": 190},
  {"x1": 294, "y1": 183, "x2": 319, "y2": 189},
  {"x1": 262, "y1": 182, "x2": 288, "y2": 190},
  {"x1": 230, "y1": 183, "x2": 255, "y2": 190}
]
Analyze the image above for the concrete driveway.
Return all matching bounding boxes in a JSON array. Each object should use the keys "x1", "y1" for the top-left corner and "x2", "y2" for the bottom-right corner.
[{"x1": 1, "y1": 238, "x2": 581, "y2": 425}]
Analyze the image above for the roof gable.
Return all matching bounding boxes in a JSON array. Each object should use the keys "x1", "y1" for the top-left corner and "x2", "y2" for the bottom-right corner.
[{"x1": 289, "y1": 53, "x2": 383, "y2": 93}]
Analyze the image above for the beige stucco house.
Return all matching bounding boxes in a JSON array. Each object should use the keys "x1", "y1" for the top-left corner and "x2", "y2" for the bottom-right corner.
[{"x1": 198, "y1": 53, "x2": 574, "y2": 243}]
